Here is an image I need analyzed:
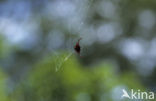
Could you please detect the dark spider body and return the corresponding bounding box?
[74,38,82,54]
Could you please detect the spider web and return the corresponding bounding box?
[52,0,93,71]
[55,52,73,72]
[53,35,84,72]
[52,34,77,72]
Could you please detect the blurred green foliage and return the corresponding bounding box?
[10,52,144,101]
[0,68,9,101]
[0,35,10,58]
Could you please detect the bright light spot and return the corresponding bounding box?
[138,10,155,29]
[81,26,96,45]
[97,23,117,43]
[119,39,144,60]
[0,17,38,49]
[0,18,26,43]
[97,24,115,43]
[47,1,76,18]
[96,1,117,18]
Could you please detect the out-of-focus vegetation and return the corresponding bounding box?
[10,53,143,101]
[0,0,156,101]
[0,68,9,101]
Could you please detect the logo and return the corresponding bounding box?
[122,89,155,100]
[122,89,130,99]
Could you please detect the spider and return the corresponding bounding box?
[74,38,82,55]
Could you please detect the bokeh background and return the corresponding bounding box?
[0,0,156,101]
